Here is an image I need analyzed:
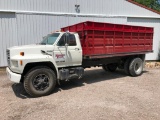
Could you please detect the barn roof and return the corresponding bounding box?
[127,0,160,15]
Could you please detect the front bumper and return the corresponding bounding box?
[6,67,21,83]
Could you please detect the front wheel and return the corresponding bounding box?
[24,66,56,97]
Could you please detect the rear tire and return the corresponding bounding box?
[24,66,56,97]
[102,63,118,72]
[102,65,108,71]
[124,58,132,75]
[129,58,143,77]
[107,63,118,72]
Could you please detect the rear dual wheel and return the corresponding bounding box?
[102,63,118,72]
[124,58,143,77]
[102,57,144,77]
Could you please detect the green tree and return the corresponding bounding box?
[134,0,160,12]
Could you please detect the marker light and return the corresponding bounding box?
[20,52,24,56]
[20,60,23,66]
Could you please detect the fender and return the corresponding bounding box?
[14,54,59,81]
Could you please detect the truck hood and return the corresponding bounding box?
[7,44,54,57]
[8,44,45,50]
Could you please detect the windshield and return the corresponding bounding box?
[40,33,60,45]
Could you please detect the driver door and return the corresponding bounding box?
[53,33,82,67]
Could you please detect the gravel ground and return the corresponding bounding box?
[0,67,160,120]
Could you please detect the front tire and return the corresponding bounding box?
[24,66,56,97]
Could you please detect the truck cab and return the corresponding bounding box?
[6,32,84,97]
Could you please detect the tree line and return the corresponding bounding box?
[134,0,160,12]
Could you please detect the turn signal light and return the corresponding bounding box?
[20,60,23,66]
[20,52,24,56]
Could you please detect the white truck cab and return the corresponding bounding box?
[6,32,84,97]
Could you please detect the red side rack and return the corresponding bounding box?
[61,21,153,57]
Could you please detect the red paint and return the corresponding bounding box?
[61,21,153,57]
[56,54,65,59]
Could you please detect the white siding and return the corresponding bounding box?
[0,0,160,17]
[0,14,126,66]
[16,14,127,45]
[0,12,17,67]
[0,0,160,66]
[127,18,160,60]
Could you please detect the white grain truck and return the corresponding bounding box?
[6,21,153,97]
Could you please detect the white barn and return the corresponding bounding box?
[0,0,160,67]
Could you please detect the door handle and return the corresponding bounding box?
[75,48,80,50]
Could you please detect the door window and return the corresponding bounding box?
[68,34,76,46]
[57,34,77,46]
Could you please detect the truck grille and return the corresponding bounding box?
[6,50,10,67]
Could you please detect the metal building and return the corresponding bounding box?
[0,0,160,67]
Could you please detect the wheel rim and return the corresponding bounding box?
[134,62,142,74]
[33,74,50,91]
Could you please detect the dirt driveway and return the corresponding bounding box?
[0,68,160,120]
